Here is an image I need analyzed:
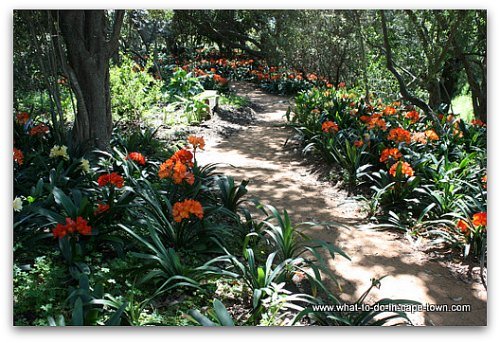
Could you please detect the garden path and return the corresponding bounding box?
[196,81,486,326]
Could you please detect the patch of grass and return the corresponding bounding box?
[219,93,250,109]
[451,94,474,122]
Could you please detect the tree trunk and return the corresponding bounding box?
[58,10,124,154]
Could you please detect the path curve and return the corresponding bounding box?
[197,81,486,326]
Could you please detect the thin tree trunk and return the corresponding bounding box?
[379,10,442,131]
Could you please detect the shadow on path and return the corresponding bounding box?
[197,81,487,326]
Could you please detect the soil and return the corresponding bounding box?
[195,81,487,326]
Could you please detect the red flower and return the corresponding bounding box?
[158,149,195,185]
[380,148,402,163]
[472,212,487,228]
[13,148,24,166]
[94,203,110,216]
[457,219,469,235]
[97,172,124,188]
[471,119,486,127]
[127,152,146,165]
[16,112,30,124]
[387,127,411,144]
[405,110,420,123]
[52,216,92,239]
[29,124,49,136]
[383,106,397,116]
[322,121,339,133]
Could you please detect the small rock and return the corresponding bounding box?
[450,296,463,302]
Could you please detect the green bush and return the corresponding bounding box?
[110,54,165,121]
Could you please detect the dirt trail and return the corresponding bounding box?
[196,81,487,326]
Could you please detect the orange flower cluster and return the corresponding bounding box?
[172,199,204,222]
[127,152,146,165]
[52,216,92,239]
[158,149,195,185]
[354,140,364,148]
[472,212,487,228]
[362,113,387,131]
[94,203,110,216]
[13,148,24,165]
[307,73,318,81]
[29,124,49,136]
[405,111,420,123]
[383,106,397,116]
[411,132,428,145]
[16,112,30,124]
[425,129,439,141]
[457,219,469,234]
[457,212,487,235]
[471,119,486,127]
[322,121,339,133]
[97,172,124,188]
[388,127,411,144]
[389,161,414,178]
[213,74,228,85]
[188,135,205,150]
[380,148,402,163]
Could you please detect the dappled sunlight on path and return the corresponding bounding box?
[196,81,486,326]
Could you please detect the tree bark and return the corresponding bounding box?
[58,10,124,154]
[379,11,442,131]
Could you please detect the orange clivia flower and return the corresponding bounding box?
[13,148,24,166]
[94,203,110,216]
[172,199,204,222]
[482,175,487,189]
[388,127,411,144]
[380,148,402,163]
[307,73,318,81]
[425,129,439,141]
[383,106,397,116]
[322,121,339,133]
[213,74,229,85]
[188,135,205,151]
[52,216,92,239]
[158,149,195,185]
[97,172,124,188]
[457,219,470,235]
[16,112,30,125]
[29,124,49,136]
[354,140,364,148]
[471,119,486,127]
[338,82,346,88]
[411,132,428,145]
[405,111,420,123]
[127,152,146,165]
[389,161,414,178]
[472,212,487,228]
[366,114,387,131]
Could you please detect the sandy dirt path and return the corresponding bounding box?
[196,81,487,326]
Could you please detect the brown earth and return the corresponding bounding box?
[196,81,487,326]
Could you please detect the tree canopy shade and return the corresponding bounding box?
[13,9,487,154]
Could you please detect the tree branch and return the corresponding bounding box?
[379,10,442,131]
[107,10,125,57]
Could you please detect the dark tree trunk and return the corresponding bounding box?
[58,10,124,154]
